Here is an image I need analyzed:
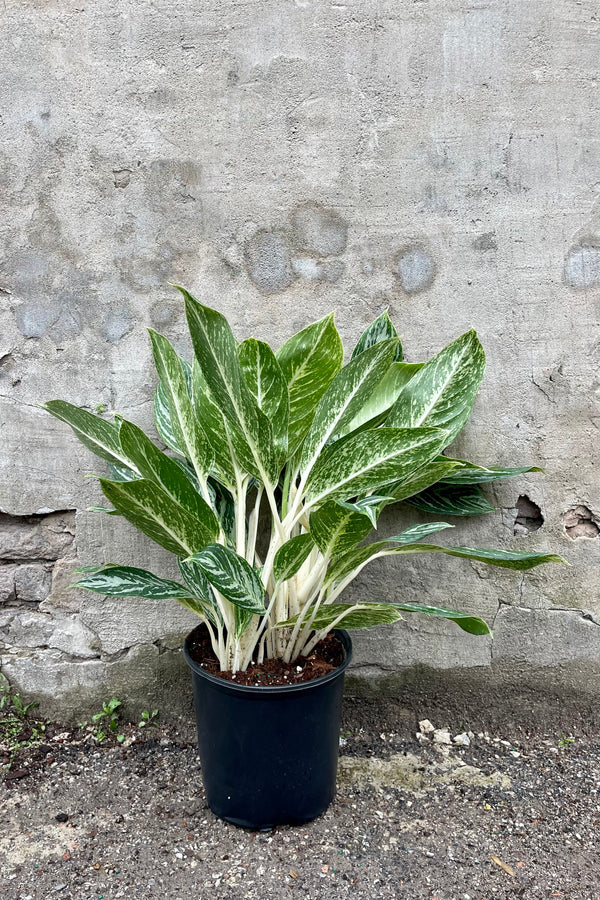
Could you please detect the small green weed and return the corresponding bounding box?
[558,733,575,749]
[81,698,125,744]
[0,679,47,769]
[139,708,159,728]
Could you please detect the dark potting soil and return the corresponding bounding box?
[187,627,345,686]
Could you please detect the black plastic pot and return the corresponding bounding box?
[183,627,352,829]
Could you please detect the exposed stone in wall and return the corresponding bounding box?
[562,506,600,540]
[513,496,544,536]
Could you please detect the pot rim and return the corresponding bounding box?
[183,626,353,696]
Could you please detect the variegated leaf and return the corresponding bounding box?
[381,459,465,506]
[440,463,545,485]
[181,289,276,484]
[238,337,289,464]
[273,533,315,583]
[387,330,486,446]
[309,501,374,558]
[337,361,424,440]
[304,427,447,509]
[178,557,222,625]
[191,358,238,486]
[277,603,403,630]
[300,339,400,479]
[99,478,217,556]
[119,420,220,532]
[351,311,403,361]
[392,602,491,635]
[405,482,495,516]
[188,543,266,613]
[72,565,192,600]
[276,313,344,456]
[44,401,136,470]
[148,329,213,477]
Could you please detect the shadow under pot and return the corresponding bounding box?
[183,626,353,829]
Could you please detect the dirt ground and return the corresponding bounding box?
[1,695,599,900]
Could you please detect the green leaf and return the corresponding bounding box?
[337,362,424,439]
[304,426,447,508]
[381,459,465,505]
[273,534,315,583]
[119,420,221,532]
[300,339,400,479]
[277,603,403,630]
[99,478,218,556]
[309,501,374,557]
[387,330,486,446]
[73,565,192,600]
[440,463,545,485]
[148,330,213,477]
[181,289,276,483]
[381,544,569,570]
[276,313,344,456]
[337,496,392,528]
[387,522,456,543]
[188,544,266,613]
[44,401,136,470]
[392,602,491,635]
[405,482,495,516]
[107,463,140,482]
[351,311,403,361]
[238,337,289,464]
[191,359,238,487]
[177,557,223,625]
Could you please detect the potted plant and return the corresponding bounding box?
[44,289,565,828]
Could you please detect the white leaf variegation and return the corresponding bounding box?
[46,296,567,672]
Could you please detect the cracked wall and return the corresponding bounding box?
[2,0,600,716]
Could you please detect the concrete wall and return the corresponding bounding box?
[2,0,600,718]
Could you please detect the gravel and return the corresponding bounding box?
[1,697,599,899]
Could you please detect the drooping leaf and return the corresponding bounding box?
[148,330,213,477]
[181,289,276,484]
[276,313,344,456]
[387,330,486,446]
[238,337,289,465]
[273,534,315,583]
[337,496,392,528]
[304,426,447,509]
[337,362,424,440]
[188,544,266,613]
[72,565,192,600]
[99,478,218,556]
[387,522,456,543]
[392,602,491,635]
[119,420,220,532]
[300,339,400,480]
[277,603,403,630]
[309,501,374,558]
[380,459,465,506]
[44,401,136,470]
[440,463,545,485]
[405,482,495,516]
[351,311,403,361]
[327,539,568,588]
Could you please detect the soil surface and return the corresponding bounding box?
[1,697,599,900]
[187,627,344,686]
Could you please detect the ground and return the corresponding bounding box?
[1,696,599,900]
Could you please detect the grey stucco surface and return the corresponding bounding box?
[1,0,600,717]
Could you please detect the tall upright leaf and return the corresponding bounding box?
[351,311,403,361]
[333,361,424,441]
[387,330,486,445]
[299,339,400,480]
[239,338,289,464]
[276,313,344,455]
[191,359,238,487]
[148,330,213,478]
[181,289,276,484]
[273,534,315,583]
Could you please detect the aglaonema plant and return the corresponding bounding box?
[44,289,566,672]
